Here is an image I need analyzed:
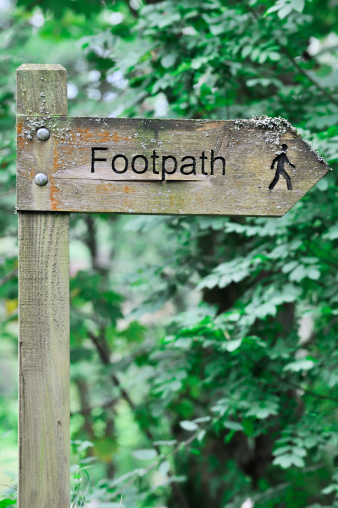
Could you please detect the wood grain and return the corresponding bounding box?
[16,64,68,116]
[17,64,70,508]
[18,213,70,508]
[16,116,330,216]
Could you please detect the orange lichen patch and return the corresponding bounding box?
[17,121,23,136]
[108,131,131,143]
[16,122,34,176]
[69,128,131,144]
[50,145,61,210]
[68,128,92,143]
[49,176,59,211]
[123,185,135,194]
[96,182,111,194]
[53,142,61,171]
[52,155,61,168]
[16,121,26,151]
[196,122,222,131]
[61,146,74,156]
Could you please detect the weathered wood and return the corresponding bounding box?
[18,213,70,508]
[15,62,331,507]
[16,64,68,116]
[17,64,70,508]
[16,116,330,216]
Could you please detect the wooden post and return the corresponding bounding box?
[15,64,330,507]
[17,64,70,508]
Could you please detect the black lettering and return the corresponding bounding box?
[180,156,196,175]
[132,155,148,174]
[91,147,108,173]
[112,154,128,174]
[162,156,177,181]
[199,151,208,175]
[210,150,225,175]
[151,150,159,174]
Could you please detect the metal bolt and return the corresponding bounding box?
[36,127,50,141]
[34,173,48,186]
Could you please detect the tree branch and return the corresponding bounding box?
[72,307,106,327]
[245,2,338,108]
[281,48,338,108]
[0,268,17,287]
[84,215,190,508]
[70,396,119,416]
[114,430,201,498]
[88,330,191,508]
[0,188,15,198]
[252,464,323,502]
[123,0,138,18]
[0,483,17,490]
[241,350,338,404]
[283,379,338,404]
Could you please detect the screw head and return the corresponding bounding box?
[36,127,50,141]
[34,173,48,186]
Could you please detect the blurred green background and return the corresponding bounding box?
[1,0,338,506]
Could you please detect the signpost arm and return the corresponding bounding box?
[17,64,70,508]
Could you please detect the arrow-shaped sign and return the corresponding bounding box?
[14,64,332,508]
[17,113,329,217]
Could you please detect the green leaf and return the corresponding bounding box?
[242,419,255,436]
[278,4,293,17]
[159,460,170,476]
[265,4,282,15]
[289,265,308,281]
[209,23,225,36]
[292,446,307,457]
[193,416,211,423]
[323,225,338,240]
[174,337,192,349]
[180,420,198,431]
[189,448,201,455]
[322,484,337,494]
[284,359,316,372]
[76,440,94,452]
[308,268,320,280]
[246,399,279,419]
[273,445,292,455]
[317,177,329,191]
[99,503,124,507]
[224,338,242,352]
[273,453,305,468]
[282,260,297,274]
[198,430,206,442]
[161,53,177,69]
[269,51,281,61]
[291,0,305,12]
[224,421,243,431]
[291,455,306,467]
[0,501,16,508]
[153,440,177,446]
[241,45,252,58]
[108,470,141,488]
[273,454,294,468]
[132,449,157,460]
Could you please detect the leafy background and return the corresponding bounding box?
[0,0,338,507]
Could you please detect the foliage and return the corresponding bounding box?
[0,0,338,507]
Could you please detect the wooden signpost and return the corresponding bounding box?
[16,64,330,507]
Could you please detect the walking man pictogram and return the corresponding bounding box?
[269,144,295,191]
